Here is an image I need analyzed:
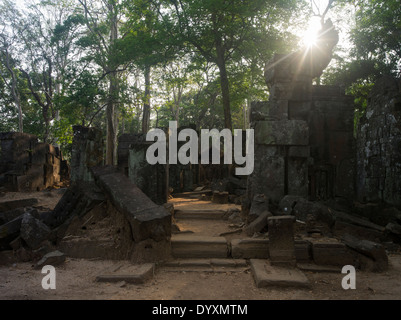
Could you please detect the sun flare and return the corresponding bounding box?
[302,17,322,48]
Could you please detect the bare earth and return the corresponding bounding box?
[1,190,401,300]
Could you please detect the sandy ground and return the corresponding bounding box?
[1,255,401,300]
[1,190,401,300]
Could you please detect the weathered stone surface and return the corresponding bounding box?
[386,222,401,236]
[20,213,51,249]
[0,133,66,192]
[0,198,38,212]
[333,211,385,233]
[70,126,103,183]
[96,263,155,284]
[268,216,296,267]
[0,208,26,225]
[250,259,310,288]
[293,199,335,226]
[311,240,355,266]
[212,191,229,204]
[278,195,305,215]
[92,166,171,243]
[34,250,66,269]
[254,120,309,146]
[243,211,272,236]
[231,239,269,259]
[124,133,168,205]
[356,76,401,207]
[342,233,388,272]
[174,209,227,220]
[288,157,309,197]
[47,182,104,232]
[0,215,23,249]
[333,220,384,243]
[171,234,228,259]
[294,240,312,262]
[248,194,269,223]
[248,147,285,203]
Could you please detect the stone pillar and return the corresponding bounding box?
[268,216,296,267]
[247,52,311,205]
[70,126,104,182]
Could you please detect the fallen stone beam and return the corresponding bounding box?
[92,166,171,243]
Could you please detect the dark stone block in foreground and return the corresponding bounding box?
[268,216,296,267]
[92,166,171,242]
[0,198,38,212]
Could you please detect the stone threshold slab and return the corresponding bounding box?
[96,263,154,284]
[250,259,310,288]
[163,258,248,268]
[174,210,228,220]
[171,235,229,258]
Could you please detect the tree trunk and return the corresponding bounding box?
[142,65,151,133]
[106,73,119,165]
[215,36,232,131]
[105,2,119,165]
[3,49,23,132]
[216,54,232,131]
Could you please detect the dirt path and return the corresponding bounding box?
[1,190,401,300]
[1,255,401,300]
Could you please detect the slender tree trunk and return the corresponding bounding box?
[3,49,23,132]
[106,73,119,165]
[11,73,23,133]
[105,1,119,165]
[142,65,151,133]
[214,29,232,131]
[216,53,232,131]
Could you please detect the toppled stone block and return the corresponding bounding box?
[333,220,384,243]
[20,213,51,249]
[268,216,296,267]
[342,234,388,272]
[92,166,171,243]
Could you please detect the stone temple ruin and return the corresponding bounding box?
[0,23,401,289]
[0,132,69,192]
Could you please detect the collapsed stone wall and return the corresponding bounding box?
[0,132,69,192]
[356,76,401,208]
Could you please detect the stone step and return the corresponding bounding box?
[171,234,229,258]
[250,259,310,289]
[162,258,248,273]
[174,209,228,220]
